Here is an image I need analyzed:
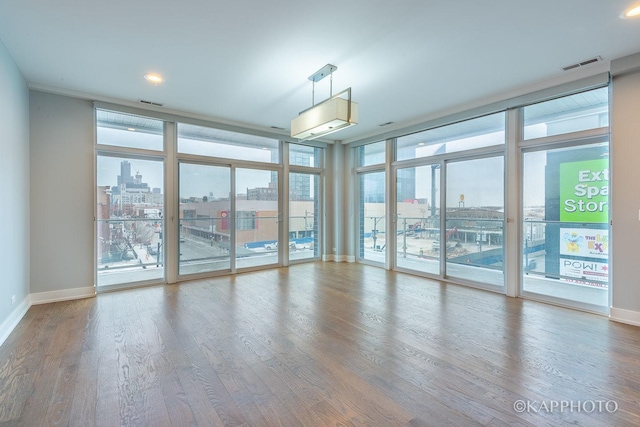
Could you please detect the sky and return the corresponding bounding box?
[96,129,277,198]
[97,153,541,207]
[411,156,507,208]
[96,122,548,207]
[97,156,164,190]
[179,164,275,199]
[411,149,547,208]
[97,157,279,200]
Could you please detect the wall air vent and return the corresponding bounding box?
[138,99,164,107]
[561,56,602,72]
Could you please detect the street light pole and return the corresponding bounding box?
[403,217,407,258]
[370,216,383,250]
[371,216,378,249]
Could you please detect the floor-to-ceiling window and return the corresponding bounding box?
[95,110,165,290]
[355,141,387,264]
[288,144,323,262]
[288,172,319,261]
[393,113,506,289]
[349,82,610,313]
[96,106,326,288]
[520,87,609,312]
[177,123,282,275]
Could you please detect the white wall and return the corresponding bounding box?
[29,91,94,295]
[0,40,30,339]
[610,53,640,325]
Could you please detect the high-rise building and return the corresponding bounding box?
[117,160,133,185]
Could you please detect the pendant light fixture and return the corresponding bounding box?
[291,64,358,141]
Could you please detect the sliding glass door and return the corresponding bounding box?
[396,165,440,274]
[445,156,505,288]
[235,168,279,269]
[178,163,231,275]
[391,113,506,287]
[178,163,280,274]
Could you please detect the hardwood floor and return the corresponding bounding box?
[1,262,639,426]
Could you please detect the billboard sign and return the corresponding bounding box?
[560,227,608,259]
[560,258,608,283]
[559,159,609,223]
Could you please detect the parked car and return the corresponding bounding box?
[264,241,296,250]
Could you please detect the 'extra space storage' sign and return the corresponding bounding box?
[560,159,609,223]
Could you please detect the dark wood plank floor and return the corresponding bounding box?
[1,262,639,426]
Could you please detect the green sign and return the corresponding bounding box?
[559,159,609,223]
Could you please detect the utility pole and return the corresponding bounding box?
[403,217,407,258]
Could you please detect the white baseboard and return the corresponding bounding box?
[610,307,640,327]
[0,286,96,348]
[322,255,356,263]
[30,286,95,305]
[0,297,30,347]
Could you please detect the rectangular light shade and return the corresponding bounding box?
[291,97,358,140]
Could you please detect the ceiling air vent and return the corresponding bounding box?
[378,121,395,127]
[138,99,164,107]
[561,56,602,72]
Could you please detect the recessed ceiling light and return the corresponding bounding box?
[144,73,164,84]
[127,128,136,132]
[621,4,640,18]
[418,142,425,146]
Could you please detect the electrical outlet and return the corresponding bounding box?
[11,295,16,305]
[332,247,336,252]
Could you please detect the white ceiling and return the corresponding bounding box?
[1,0,639,144]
